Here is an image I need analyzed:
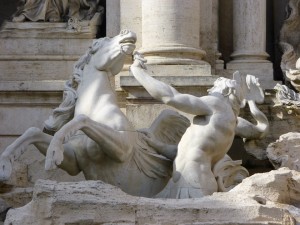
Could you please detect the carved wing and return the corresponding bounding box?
[145,109,190,145]
[132,109,190,178]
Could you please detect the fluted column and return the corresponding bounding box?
[140,0,207,65]
[231,0,269,62]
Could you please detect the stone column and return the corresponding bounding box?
[231,0,269,62]
[139,0,208,68]
[200,0,224,74]
[227,0,274,89]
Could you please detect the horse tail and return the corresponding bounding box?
[43,80,78,135]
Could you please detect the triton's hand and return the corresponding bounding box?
[245,75,264,104]
[132,52,147,69]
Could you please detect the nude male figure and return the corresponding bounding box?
[130,53,268,198]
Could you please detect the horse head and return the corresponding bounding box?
[88,30,137,75]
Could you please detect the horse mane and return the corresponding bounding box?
[44,39,104,134]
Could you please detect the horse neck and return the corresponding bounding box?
[74,65,134,130]
[78,65,116,99]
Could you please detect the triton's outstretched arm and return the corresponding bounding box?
[130,53,212,116]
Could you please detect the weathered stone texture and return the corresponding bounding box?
[4,168,300,225]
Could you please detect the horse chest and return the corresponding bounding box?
[75,86,116,117]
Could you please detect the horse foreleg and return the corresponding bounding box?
[80,119,135,162]
[45,115,86,170]
[0,127,80,180]
[0,127,50,181]
[46,114,135,170]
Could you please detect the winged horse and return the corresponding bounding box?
[0,30,190,197]
[0,30,269,198]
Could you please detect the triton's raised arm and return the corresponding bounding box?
[130,53,212,116]
[236,100,269,140]
[235,76,269,141]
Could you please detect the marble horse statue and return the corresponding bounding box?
[0,30,190,197]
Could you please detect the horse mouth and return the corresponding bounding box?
[120,38,136,55]
[120,37,136,46]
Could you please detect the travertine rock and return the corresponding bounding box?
[231,167,300,207]
[267,132,300,171]
[4,168,300,225]
[280,0,300,73]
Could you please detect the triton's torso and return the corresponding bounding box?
[175,95,237,173]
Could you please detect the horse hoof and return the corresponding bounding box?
[0,157,12,181]
[45,159,57,170]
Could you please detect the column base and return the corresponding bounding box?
[139,46,207,65]
[226,61,276,90]
[230,51,270,62]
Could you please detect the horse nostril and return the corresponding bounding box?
[120,29,129,35]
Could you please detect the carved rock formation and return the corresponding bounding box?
[267,132,300,171]
[4,168,300,224]
[280,0,300,90]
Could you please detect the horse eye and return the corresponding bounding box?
[92,40,103,48]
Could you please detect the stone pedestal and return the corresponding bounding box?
[226,61,275,90]
[227,0,275,89]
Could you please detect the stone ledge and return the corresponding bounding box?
[0,81,65,92]
[120,75,216,99]
[0,55,80,61]
[4,172,299,225]
[0,13,102,39]
[121,75,216,87]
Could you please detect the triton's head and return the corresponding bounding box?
[208,71,258,108]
